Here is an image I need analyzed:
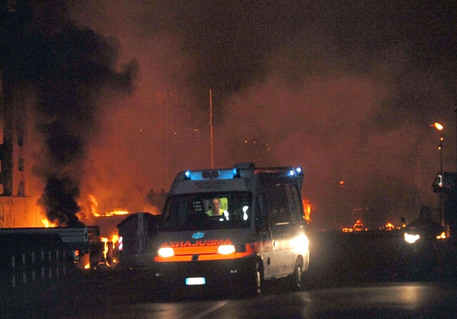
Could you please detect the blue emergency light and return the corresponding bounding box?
[182,165,302,181]
[288,167,303,176]
[184,170,191,179]
[183,169,238,181]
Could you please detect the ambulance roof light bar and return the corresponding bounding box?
[255,166,303,176]
[182,168,239,181]
[181,164,303,181]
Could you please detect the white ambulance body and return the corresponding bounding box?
[152,162,310,295]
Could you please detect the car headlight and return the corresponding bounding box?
[404,232,420,244]
[217,244,235,255]
[158,247,174,258]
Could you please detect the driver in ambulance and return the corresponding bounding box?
[207,198,225,216]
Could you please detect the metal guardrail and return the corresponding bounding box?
[0,234,75,291]
[6,248,70,288]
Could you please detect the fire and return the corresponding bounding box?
[341,219,367,232]
[102,237,109,259]
[353,219,366,231]
[384,222,395,231]
[436,231,447,240]
[302,198,312,223]
[104,210,129,216]
[41,218,56,228]
[100,235,120,265]
[88,194,99,216]
[88,194,130,217]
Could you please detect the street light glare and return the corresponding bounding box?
[432,122,444,131]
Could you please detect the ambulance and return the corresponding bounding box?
[151,162,310,296]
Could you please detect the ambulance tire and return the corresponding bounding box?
[244,261,263,297]
[290,259,304,291]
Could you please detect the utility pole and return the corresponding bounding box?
[431,122,444,227]
[209,89,214,169]
[455,103,457,171]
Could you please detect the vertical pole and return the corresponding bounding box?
[418,149,422,208]
[455,104,457,170]
[439,135,444,227]
[209,89,214,169]
[165,95,170,187]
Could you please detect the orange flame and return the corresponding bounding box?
[302,198,312,223]
[384,222,395,231]
[88,194,130,217]
[104,210,129,216]
[353,219,365,231]
[88,194,99,216]
[100,235,120,265]
[342,220,367,232]
[41,219,56,228]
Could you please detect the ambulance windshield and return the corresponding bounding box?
[160,192,252,230]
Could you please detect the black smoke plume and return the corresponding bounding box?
[2,2,137,226]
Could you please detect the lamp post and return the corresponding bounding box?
[432,122,444,173]
[431,122,444,226]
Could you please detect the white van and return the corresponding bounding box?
[151,162,310,296]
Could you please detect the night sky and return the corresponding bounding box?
[4,1,457,229]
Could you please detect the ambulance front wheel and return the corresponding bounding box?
[290,259,304,291]
[244,261,263,296]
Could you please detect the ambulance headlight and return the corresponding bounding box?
[291,234,309,255]
[404,232,420,244]
[158,247,175,258]
[217,244,236,255]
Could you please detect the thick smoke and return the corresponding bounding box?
[60,1,457,229]
[4,3,137,226]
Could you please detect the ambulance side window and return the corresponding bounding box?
[161,196,190,228]
[286,185,304,222]
[266,183,290,224]
[161,199,173,227]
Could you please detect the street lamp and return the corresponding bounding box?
[432,122,444,131]
[431,122,444,226]
[431,122,444,175]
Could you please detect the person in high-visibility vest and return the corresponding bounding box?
[207,198,225,216]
